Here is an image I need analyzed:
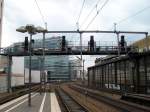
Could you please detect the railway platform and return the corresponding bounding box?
[0,92,61,112]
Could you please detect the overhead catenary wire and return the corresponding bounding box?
[85,0,110,30]
[80,0,102,29]
[76,0,86,30]
[108,5,150,30]
[118,5,150,24]
[34,0,47,28]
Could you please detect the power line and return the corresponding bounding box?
[76,0,86,30]
[108,5,150,31]
[85,0,109,30]
[34,0,47,28]
[80,0,102,29]
[118,5,150,24]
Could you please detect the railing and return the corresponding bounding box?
[1,45,139,55]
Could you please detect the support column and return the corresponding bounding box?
[116,32,120,56]
[114,62,117,86]
[68,62,71,80]
[80,32,83,60]
[144,56,148,94]
[102,66,104,88]
[119,62,122,91]
[136,58,140,93]
[42,32,46,91]
[145,33,149,51]
[124,61,127,93]
[7,56,12,93]
[108,65,109,89]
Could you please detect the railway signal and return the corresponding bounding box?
[24,37,28,51]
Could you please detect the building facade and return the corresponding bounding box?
[24,36,81,82]
[25,56,71,81]
[0,36,81,92]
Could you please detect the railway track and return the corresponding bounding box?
[70,85,150,112]
[121,93,150,107]
[0,85,40,105]
[56,88,88,112]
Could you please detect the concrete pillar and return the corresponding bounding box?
[7,56,12,93]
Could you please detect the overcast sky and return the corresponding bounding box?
[2,0,150,47]
[1,0,150,68]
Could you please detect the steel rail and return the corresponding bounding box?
[46,30,148,34]
[56,88,88,112]
[70,85,150,112]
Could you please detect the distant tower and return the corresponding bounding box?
[0,0,4,47]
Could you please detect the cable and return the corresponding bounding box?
[108,5,150,31]
[34,0,47,28]
[80,0,102,29]
[85,0,109,30]
[76,0,86,30]
[118,5,150,24]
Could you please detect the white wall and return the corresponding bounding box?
[0,75,24,93]
[0,76,7,92]
[12,57,24,75]
[25,68,40,83]
[11,57,24,86]
[11,57,41,84]
[11,76,24,87]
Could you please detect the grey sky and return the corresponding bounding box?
[1,0,150,68]
[2,0,150,47]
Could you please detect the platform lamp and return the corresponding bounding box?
[16,24,37,107]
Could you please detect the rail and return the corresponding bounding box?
[70,85,150,112]
[0,85,40,105]
[56,88,88,112]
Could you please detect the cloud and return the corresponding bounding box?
[1,0,150,68]
[1,0,150,50]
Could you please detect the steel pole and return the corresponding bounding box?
[46,30,148,34]
[42,32,46,91]
[28,34,32,106]
[24,61,25,85]
[145,33,149,51]
[79,33,83,81]
[117,33,120,56]
[83,60,85,84]
[7,56,12,93]
[80,33,82,60]
[39,57,42,95]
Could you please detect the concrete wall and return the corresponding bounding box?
[12,57,41,84]
[11,76,24,87]
[0,75,24,93]
[12,57,24,75]
[0,75,7,93]
[25,68,40,83]
[11,57,24,86]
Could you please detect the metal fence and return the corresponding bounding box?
[88,52,150,94]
